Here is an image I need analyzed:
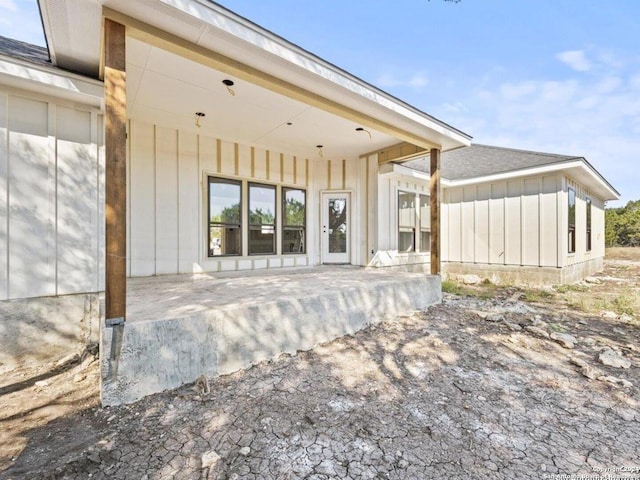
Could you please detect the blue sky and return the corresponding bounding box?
[1,0,638,206]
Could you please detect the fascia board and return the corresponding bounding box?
[0,56,104,107]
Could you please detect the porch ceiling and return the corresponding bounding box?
[39,0,472,157]
[127,37,399,159]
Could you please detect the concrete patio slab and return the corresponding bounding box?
[101,266,441,405]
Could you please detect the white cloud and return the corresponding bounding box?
[436,65,640,206]
[0,0,17,11]
[377,71,429,90]
[557,50,592,72]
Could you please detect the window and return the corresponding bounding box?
[398,191,416,252]
[419,194,431,252]
[208,177,241,256]
[248,183,276,255]
[568,187,576,253]
[586,197,592,252]
[283,188,306,254]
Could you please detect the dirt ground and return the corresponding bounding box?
[1,249,639,480]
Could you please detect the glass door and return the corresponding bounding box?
[321,192,350,264]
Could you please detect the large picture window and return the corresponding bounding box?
[283,188,306,254]
[398,191,416,252]
[248,183,276,255]
[586,197,592,252]
[568,187,576,254]
[208,177,241,256]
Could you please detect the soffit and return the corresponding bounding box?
[39,0,471,153]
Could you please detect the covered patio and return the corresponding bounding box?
[102,267,440,405]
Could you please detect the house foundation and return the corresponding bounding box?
[100,267,441,405]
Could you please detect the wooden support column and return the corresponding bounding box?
[430,148,441,275]
[104,18,127,324]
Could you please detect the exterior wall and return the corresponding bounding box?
[442,172,608,284]
[367,163,431,268]
[0,87,104,301]
[443,173,562,268]
[127,119,367,274]
[0,85,104,368]
[563,175,606,268]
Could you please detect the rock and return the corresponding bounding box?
[581,365,601,380]
[73,373,86,383]
[239,446,251,456]
[599,349,631,369]
[461,274,482,285]
[569,357,588,368]
[531,317,548,329]
[525,326,549,339]
[87,452,101,464]
[619,313,635,323]
[34,380,49,387]
[477,396,487,402]
[598,375,634,389]
[584,276,601,284]
[54,353,80,368]
[601,310,618,319]
[505,322,522,332]
[508,292,523,302]
[201,450,221,469]
[550,332,577,349]
[486,314,505,323]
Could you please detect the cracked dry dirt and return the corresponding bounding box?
[1,255,639,480]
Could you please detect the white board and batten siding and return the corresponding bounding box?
[443,173,607,270]
[443,174,563,268]
[565,176,606,266]
[127,118,366,276]
[0,88,104,301]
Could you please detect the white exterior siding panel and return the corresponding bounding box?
[475,184,490,264]
[155,126,179,274]
[178,131,200,273]
[505,181,522,266]
[129,122,156,276]
[8,96,55,299]
[522,178,540,266]
[0,93,7,299]
[540,176,558,267]
[461,187,475,263]
[489,182,505,264]
[56,106,97,294]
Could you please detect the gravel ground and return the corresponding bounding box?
[1,254,639,480]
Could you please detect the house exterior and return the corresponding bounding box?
[0,0,471,391]
[405,144,620,285]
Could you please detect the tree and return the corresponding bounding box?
[605,200,640,247]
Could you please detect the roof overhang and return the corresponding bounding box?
[38,0,471,157]
[439,159,620,201]
[0,54,103,108]
[379,162,431,183]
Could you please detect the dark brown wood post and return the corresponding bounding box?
[430,148,441,275]
[104,19,127,325]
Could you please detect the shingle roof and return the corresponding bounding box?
[403,144,581,181]
[0,35,50,67]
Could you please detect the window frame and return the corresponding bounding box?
[282,187,306,255]
[419,194,431,253]
[586,196,592,252]
[248,182,277,256]
[207,176,242,257]
[398,190,416,253]
[568,187,576,254]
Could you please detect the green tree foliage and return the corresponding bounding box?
[605,200,640,247]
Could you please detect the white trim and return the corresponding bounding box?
[379,162,430,182]
[0,55,103,108]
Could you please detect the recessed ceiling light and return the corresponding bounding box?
[286,122,293,126]
[222,79,235,96]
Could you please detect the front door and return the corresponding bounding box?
[321,192,350,264]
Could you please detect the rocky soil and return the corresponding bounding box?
[1,252,639,480]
